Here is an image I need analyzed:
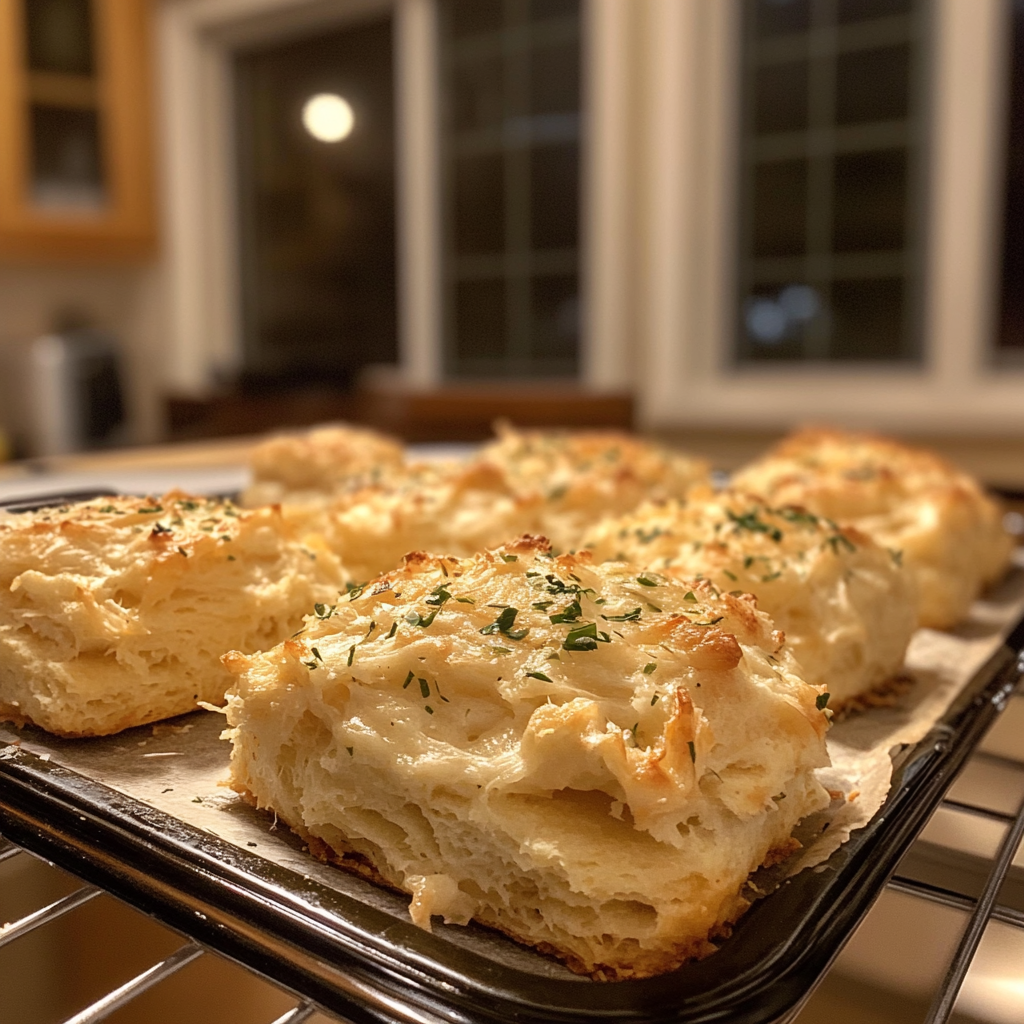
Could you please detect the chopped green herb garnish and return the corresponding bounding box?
[138,505,163,514]
[816,692,831,710]
[636,574,659,587]
[602,607,641,622]
[532,600,554,611]
[723,569,737,581]
[406,608,441,627]
[387,621,398,638]
[727,509,782,542]
[177,546,188,557]
[643,663,657,674]
[425,705,434,714]
[525,671,553,682]
[889,548,904,567]
[549,598,583,624]
[455,596,475,604]
[563,622,599,652]
[346,582,366,600]
[651,692,660,705]
[419,678,430,698]
[311,647,323,662]
[347,645,355,666]
[480,606,528,640]
[687,741,696,763]
[683,591,697,602]
[346,746,354,756]
[500,552,519,562]
[403,670,415,689]
[827,534,856,555]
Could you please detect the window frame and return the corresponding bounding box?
[636,0,1024,435]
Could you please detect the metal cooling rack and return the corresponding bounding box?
[4,705,1024,1024]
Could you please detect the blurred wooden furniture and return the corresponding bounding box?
[166,383,635,444]
[0,0,156,262]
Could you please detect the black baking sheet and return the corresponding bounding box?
[0,489,1023,1023]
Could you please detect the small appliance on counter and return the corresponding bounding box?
[26,329,126,457]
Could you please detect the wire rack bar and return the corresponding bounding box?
[938,798,1019,826]
[270,1002,321,1024]
[922,787,1024,1024]
[0,884,102,951]
[888,875,1024,929]
[0,839,23,865]
[58,941,205,1024]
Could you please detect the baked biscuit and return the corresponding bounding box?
[479,425,711,551]
[316,460,544,582]
[584,490,916,704]
[0,492,346,737]
[224,535,831,979]
[242,423,406,509]
[733,428,1014,629]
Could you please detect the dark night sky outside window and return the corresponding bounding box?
[440,0,581,378]
[998,0,1024,359]
[234,19,397,385]
[736,0,929,364]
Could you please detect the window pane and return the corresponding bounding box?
[531,275,579,368]
[832,149,907,252]
[830,278,910,361]
[837,0,912,25]
[752,0,811,38]
[531,143,578,250]
[836,45,910,125]
[447,0,502,39]
[30,105,105,210]
[25,0,94,75]
[455,280,506,365]
[755,61,809,135]
[752,160,808,257]
[451,57,504,133]
[454,154,505,253]
[531,41,579,116]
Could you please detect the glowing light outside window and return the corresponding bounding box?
[745,284,823,345]
[302,93,354,142]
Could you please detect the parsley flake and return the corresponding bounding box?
[602,608,641,622]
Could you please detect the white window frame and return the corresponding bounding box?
[636,0,1024,434]
[157,0,626,398]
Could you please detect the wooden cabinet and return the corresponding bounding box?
[0,0,156,262]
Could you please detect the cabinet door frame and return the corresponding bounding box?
[0,0,157,263]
